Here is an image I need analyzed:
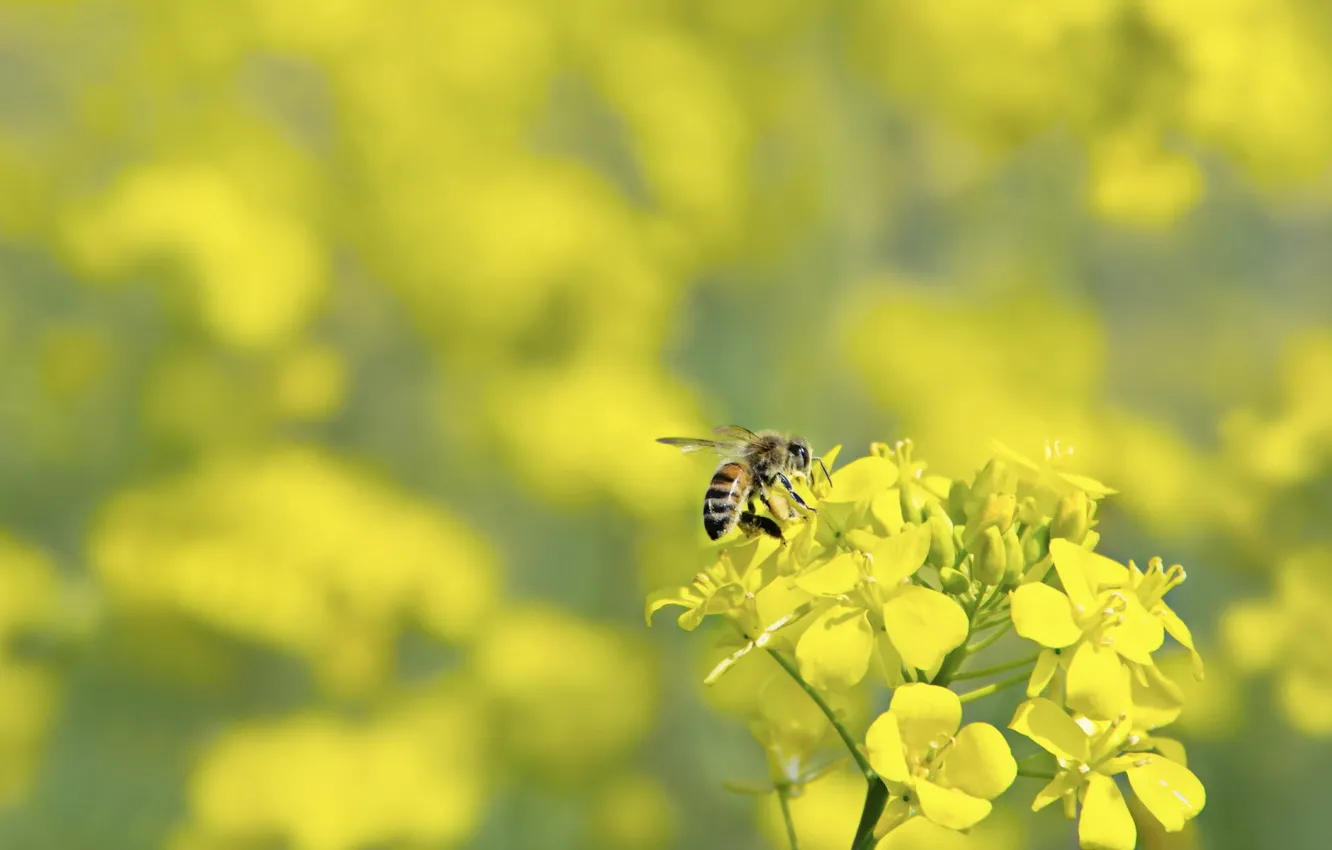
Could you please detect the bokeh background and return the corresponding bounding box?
[0,1,1330,848]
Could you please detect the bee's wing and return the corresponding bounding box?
[713,424,760,443]
[656,436,741,455]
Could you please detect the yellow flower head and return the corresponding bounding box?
[1011,540,1187,720]
[1010,698,1205,850]
[865,684,1016,836]
[646,441,1207,850]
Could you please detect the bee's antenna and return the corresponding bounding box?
[816,456,832,488]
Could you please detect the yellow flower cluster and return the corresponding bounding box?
[90,447,499,694]
[1,0,1325,845]
[176,683,489,850]
[0,536,67,804]
[1223,548,1332,735]
[649,439,1205,849]
[855,0,1332,225]
[1216,331,1332,735]
[84,447,660,846]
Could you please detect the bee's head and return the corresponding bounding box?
[788,438,812,476]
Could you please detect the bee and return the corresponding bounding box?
[656,425,830,541]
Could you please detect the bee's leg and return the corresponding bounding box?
[775,472,817,514]
[739,511,785,541]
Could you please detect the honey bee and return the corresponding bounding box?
[656,425,830,541]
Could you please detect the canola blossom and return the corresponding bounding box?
[649,440,1205,849]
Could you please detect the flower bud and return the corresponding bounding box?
[1016,496,1045,527]
[1021,524,1050,566]
[900,479,928,524]
[1051,490,1090,544]
[1003,527,1024,586]
[973,526,1007,586]
[925,512,957,571]
[971,458,1009,502]
[964,492,1017,547]
[946,480,970,525]
[939,566,970,595]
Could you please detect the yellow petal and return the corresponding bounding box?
[701,642,780,716]
[1084,552,1130,588]
[645,587,696,627]
[1054,471,1117,497]
[882,586,968,671]
[766,765,863,849]
[1048,538,1099,612]
[794,552,864,596]
[870,525,932,585]
[814,501,867,550]
[756,670,834,756]
[1125,756,1205,832]
[1010,584,1081,648]
[1103,594,1163,665]
[1066,641,1132,721]
[795,605,873,691]
[1079,773,1136,850]
[1009,698,1090,763]
[889,683,961,755]
[1142,735,1187,766]
[864,711,910,783]
[990,440,1042,476]
[873,630,906,688]
[730,535,783,575]
[1157,602,1204,678]
[870,489,906,535]
[846,529,883,552]
[642,591,687,626]
[1027,648,1060,697]
[1032,771,1081,812]
[755,579,814,635]
[914,778,991,830]
[1130,665,1184,731]
[939,723,1016,800]
[875,796,913,840]
[876,815,971,850]
[818,444,843,473]
[823,455,898,503]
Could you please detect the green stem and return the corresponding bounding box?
[708,601,819,684]
[764,648,886,850]
[963,619,1012,656]
[957,670,1029,704]
[964,615,1001,636]
[1017,768,1056,780]
[930,642,969,686]
[765,649,873,777]
[849,776,890,850]
[934,587,1015,686]
[949,653,1039,681]
[777,784,800,850]
[969,584,997,619]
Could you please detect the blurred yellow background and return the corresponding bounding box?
[0,1,1329,848]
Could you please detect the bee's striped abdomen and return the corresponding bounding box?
[703,462,750,540]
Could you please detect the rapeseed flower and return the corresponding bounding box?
[1010,698,1204,850]
[865,684,1016,834]
[649,441,1207,850]
[1010,540,1168,719]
